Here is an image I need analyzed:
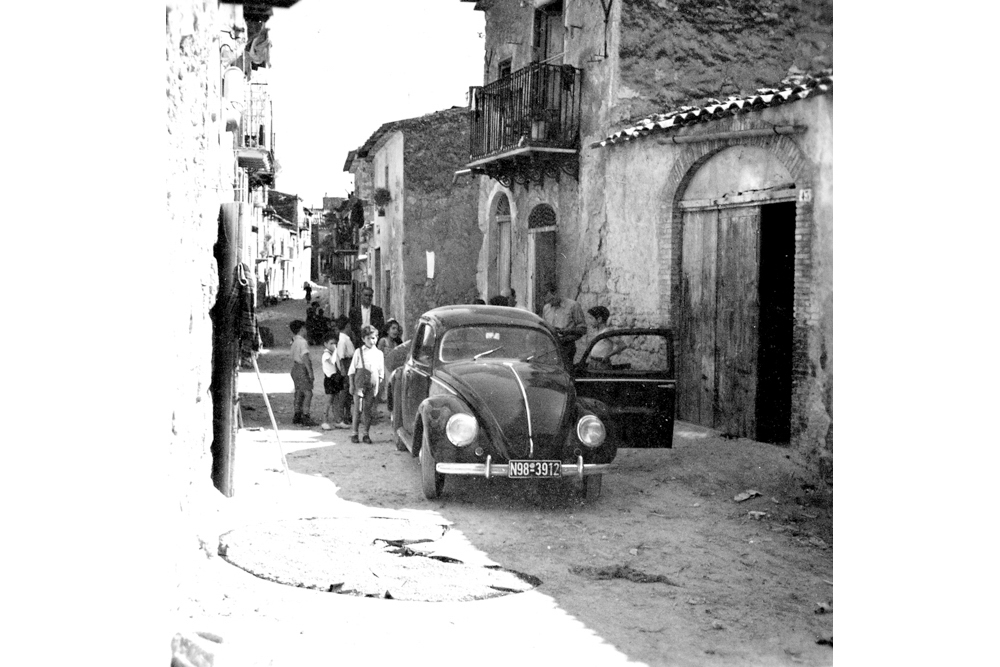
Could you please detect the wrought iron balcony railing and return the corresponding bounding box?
[469,62,582,162]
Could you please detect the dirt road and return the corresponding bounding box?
[229,299,833,666]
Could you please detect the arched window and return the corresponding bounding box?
[528,203,556,229]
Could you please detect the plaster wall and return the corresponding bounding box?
[166,0,226,508]
[595,94,833,470]
[165,0,234,618]
[401,110,481,334]
[372,131,405,318]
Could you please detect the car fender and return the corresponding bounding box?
[416,394,472,461]
[575,396,617,464]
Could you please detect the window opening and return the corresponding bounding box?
[498,58,512,81]
[528,203,556,229]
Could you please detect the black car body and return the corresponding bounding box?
[391,305,675,499]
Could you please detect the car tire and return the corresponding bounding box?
[583,474,602,500]
[420,428,445,499]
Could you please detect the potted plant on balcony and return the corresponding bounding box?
[372,187,392,216]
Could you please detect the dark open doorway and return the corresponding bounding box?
[532,230,556,316]
[755,201,795,443]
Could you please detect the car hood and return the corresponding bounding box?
[438,360,573,458]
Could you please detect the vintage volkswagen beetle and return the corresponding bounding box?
[391,305,676,500]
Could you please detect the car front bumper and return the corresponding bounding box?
[435,455,612,479]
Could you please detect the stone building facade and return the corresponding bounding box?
[346,108,482,336]
[460,0,833,474]
[165,0,300,611]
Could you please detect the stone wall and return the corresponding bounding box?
[616,0,833,122]
[166,0,224,508]
[400,109,482,332]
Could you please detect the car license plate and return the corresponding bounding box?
[508,460,562,478]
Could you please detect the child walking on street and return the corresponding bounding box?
[347,324,384,443]
[288,319,316,426]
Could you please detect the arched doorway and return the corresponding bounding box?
[528,203,557,315]
[488,193,512,299]
[676,145,797,443]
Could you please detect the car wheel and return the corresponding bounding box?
[420,429,445,499]
[583,474,603,500]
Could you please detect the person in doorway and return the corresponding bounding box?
[304,281,312,303]
[501,287,521,309]
[327,315,355,429]
[586,305,626,370]
[348,286,385,348]
[288,319,316,426]
[541,282,587,368]
[348,324,384,444]
[488,295,509,306]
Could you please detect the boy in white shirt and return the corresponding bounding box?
[320,328,348,430]
[347,324,384,443]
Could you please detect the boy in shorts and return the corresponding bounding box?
[289,319,316,426]
[320,327,347,430]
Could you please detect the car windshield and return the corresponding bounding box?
[438,325,560,364]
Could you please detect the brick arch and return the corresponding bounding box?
[658,133,818,443]
[658,134,815,325]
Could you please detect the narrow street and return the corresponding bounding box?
[175,298,833,667]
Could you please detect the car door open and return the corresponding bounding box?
[573,328,676,448]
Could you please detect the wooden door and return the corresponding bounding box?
[678,205,761,438]
[715,207,761,437]
[498,219,511,295]
[678,209,717,426]
[532,231,556,316]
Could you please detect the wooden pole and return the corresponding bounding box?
[252,355,292,485]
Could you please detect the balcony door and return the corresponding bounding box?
[491,194,512,298]
[533,0,565,65]
[529,204,558,316]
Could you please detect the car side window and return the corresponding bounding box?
[586,333,673,374]
[411,323,436,366]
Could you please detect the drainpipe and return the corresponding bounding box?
[590,124,806,149]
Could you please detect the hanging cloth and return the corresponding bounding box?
[236,263,259,353]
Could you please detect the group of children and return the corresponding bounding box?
[288,317,385,443]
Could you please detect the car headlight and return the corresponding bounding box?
[446,413,478,447]
[576,414,606,448]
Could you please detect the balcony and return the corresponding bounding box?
[467,62,582,188]
[236,83,274,181]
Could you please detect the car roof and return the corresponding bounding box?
[420,304,549,331]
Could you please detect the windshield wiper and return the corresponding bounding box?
[473,346,504,360]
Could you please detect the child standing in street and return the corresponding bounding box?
[320,327,344,431]
[288,319,316,426]
[347,324,384,443]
